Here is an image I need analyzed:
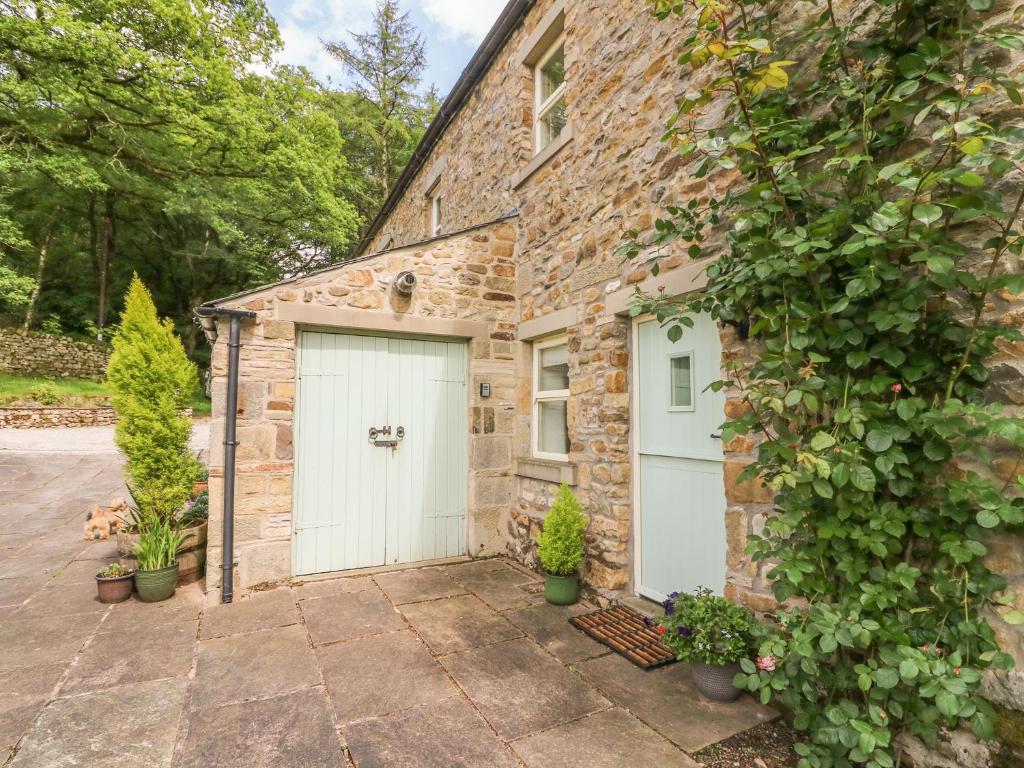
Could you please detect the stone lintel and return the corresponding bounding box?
[277,305,491,340]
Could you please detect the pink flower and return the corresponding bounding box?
[891,383,903,394]
[756,655,777,672]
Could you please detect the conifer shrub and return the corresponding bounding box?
[537,484,589,577]
[107,276,200,520]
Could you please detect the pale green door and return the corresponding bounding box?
[293,331,467,576]
[637,314,727,602]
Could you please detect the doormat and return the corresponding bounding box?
[569,606,678,670]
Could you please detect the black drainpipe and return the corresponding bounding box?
[194,305,257,603]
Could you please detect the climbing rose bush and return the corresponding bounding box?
[626,1,1024,766]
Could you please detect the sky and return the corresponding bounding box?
[264,0,508,96]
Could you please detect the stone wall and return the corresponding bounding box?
[0,328,110,381]
[205,220,520,593]
[0,406,117,429]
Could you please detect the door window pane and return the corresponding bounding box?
[538,342,569,392]
[538,399,569,455]
[670,354,693,409]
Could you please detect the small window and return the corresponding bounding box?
[534,35,566,154]
[429,191,442,237]
[669,353,694,411]
[533,336,570,460]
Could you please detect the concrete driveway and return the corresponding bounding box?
[1,431,775,768]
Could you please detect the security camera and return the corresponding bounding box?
[393,271,417,296]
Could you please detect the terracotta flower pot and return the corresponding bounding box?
[692,661,743,702]
[543,572,580,605]
[95,571,134,603]
[134,564,179,603]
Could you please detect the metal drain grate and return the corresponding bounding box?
[570,606,678,670]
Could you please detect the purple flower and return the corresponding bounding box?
[662,598,675,615]
[643,616,653,628]
[678,626,693,638]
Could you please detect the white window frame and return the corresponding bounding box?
[532,334,570,462]
[429,190,442,237]
[533,33,566,155]
[667,350,696,412]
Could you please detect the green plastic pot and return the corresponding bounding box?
[544,572,580,605]
[134,564,179,603]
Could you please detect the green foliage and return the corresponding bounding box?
[657,587,756,666]
[630,1,1024,765]
[325,0,438,224]
[133,514,185,571]
[180,489,210,527]
[537,484,589,576]
[0,0,362,339]
[108,276,201,520]
[26,382,59,406]
[97,563,130,578]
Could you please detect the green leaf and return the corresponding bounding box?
[811,431,837,451]
[875,667,899,688]
[954,172,985,188]
[851,466,876,492]
[967,0,992,8]
[977,510,1000,528]
[866,430,893,453]
[936,690,961,718]
[899,660,919,681]
[813,478,834,499]
[897,53,927,78]
[913,204,943,225]
[927,255,954,274]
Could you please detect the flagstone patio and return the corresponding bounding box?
[2,447,778,767]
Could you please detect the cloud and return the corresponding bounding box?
[420,0,507,43]
[265,0,378,84]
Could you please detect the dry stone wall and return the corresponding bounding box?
[0,406,117,429]
[0,328,110,381]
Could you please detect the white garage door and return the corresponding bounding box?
[293,331,468,576]
[636,314,727,602]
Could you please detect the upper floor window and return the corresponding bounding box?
[534,34,566,154]
[430,191,443,237]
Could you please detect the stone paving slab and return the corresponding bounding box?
[291,574,375,600]
[317,629,457,722]
[345,695,518,768]
[200,587,298,639]
[399,593,523,655]
[0,663,67,761]
[374,566,467,605]
[299,586,406,646]
[60,620,197,697]
[442,637,611,741]
[451,567,545,612]
[576,652,777,752]
[102,584,205,632]
[511,707,701,767]
[12,578,108,619]
[0,612,101,672]
[174,687,344,768]
[191,624,321,710]
[11,677,188,768]
[505,602,609,664]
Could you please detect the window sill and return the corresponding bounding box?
[512,124,574,190]
[514,456,577,485]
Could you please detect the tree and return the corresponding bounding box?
[325,0,437,225]
[107,275,201,519]
[0,0,362,340]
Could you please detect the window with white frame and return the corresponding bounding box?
[534,34,566,154]
[533,336,570,460]
[429,189,442,237]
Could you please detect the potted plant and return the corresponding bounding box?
[656,587,755,702]
[133,515,185,602]
[95,562,134,603]
[536,484,589,605]
[175,489,208,582]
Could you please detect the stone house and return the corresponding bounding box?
[199,0,1024,725]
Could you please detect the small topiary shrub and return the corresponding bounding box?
[107,275,201,520]
[537,484,589,577]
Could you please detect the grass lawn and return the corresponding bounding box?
[0,372,212,416]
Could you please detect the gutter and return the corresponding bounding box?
[352,0,533,256]
[193,305,258,604]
